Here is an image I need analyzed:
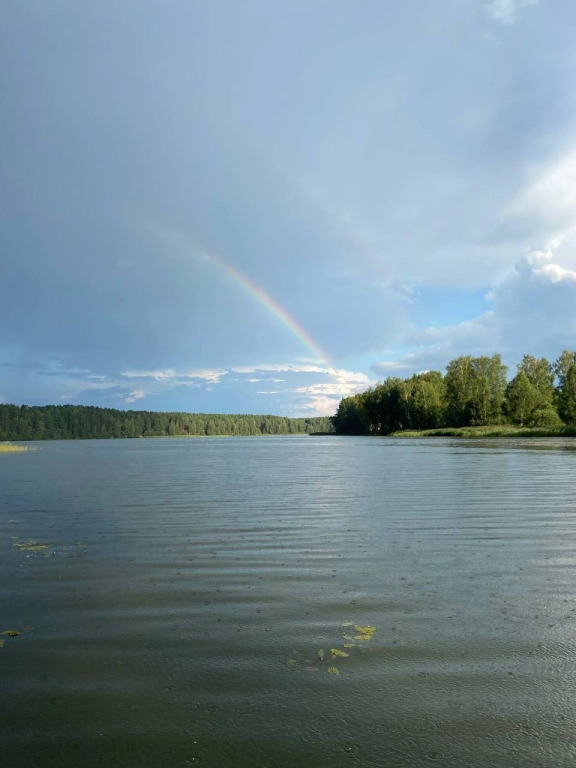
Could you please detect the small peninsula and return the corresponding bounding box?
[332,351,576,437]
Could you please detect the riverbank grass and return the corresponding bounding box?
[391,426,576,438]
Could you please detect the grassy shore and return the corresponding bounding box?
[390,425,576,438]
[0,442,30,453]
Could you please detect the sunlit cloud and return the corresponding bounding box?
[511,148,576,233]
[121,368,227,384]
[297,395,342,417]
[232,364,327,375]
[124,390,145,404]
[485,0,538,25]
[374,230,576,378]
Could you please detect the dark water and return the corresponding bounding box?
[2,436,576,767]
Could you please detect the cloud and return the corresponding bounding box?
[297,396,342,417]
[373,230,576,378]
[232,364,327,375]
[511,148,576,232]
[125,390,145,404]
[485,0,538,25]
[292,369,374,398]
[121,368,226,384]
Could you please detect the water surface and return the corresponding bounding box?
[2,436,576,766]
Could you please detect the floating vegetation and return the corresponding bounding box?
[289,621,377,676]
[353,625,377,641]
[0,628,32,649]
[12,540,86,556]
[0,442,30,453]
[13,541,52,552]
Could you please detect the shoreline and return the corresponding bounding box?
[389,426,576,438]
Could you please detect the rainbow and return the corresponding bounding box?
[149,220,329,365]
[204,249,329,365]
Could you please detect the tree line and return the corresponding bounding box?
[332,351,576,434]
[0,404,334,441]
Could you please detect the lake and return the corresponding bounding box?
[2,436,576,766]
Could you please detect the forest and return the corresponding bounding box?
[331,351,576,435]
[0,405,333,441]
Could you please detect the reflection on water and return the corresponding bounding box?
[2,436,576,767]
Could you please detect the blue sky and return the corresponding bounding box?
[2,0,576,416]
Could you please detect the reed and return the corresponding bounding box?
[391,426,576,438]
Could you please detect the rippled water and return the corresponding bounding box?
[2,436,576,766]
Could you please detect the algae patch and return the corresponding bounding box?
[13,541,52,552]
[0,443,30,453]
[289,621,377,676]
[353,625,377,641]
[0,628,30,648]
[12,540,86,556]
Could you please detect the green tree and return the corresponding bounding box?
[558,364,576,425]
[505,370,537,426]
[408,371,445,429]
[518,355,555,408]
[444,355,507,426]
[331,395,369,434]
[554,350,576,390]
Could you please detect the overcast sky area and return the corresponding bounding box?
[2,0,576,416]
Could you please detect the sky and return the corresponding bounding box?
[2,0,576,417]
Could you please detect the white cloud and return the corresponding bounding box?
[184,368,227,384]
[511,148,576,234]
[122,368,176,381]
[121,368,226,384]
[373,230,576,378]
[485,0,538,25]
[297,396,342,417]
[233,362,373,415]
[232,364,327,375]
[125,390,145,403]
[292,370,374,398]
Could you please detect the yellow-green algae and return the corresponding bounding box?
[0,443,29,453]
[353,625,377,641]
[289,621,377,675]
[13,541,52,552]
